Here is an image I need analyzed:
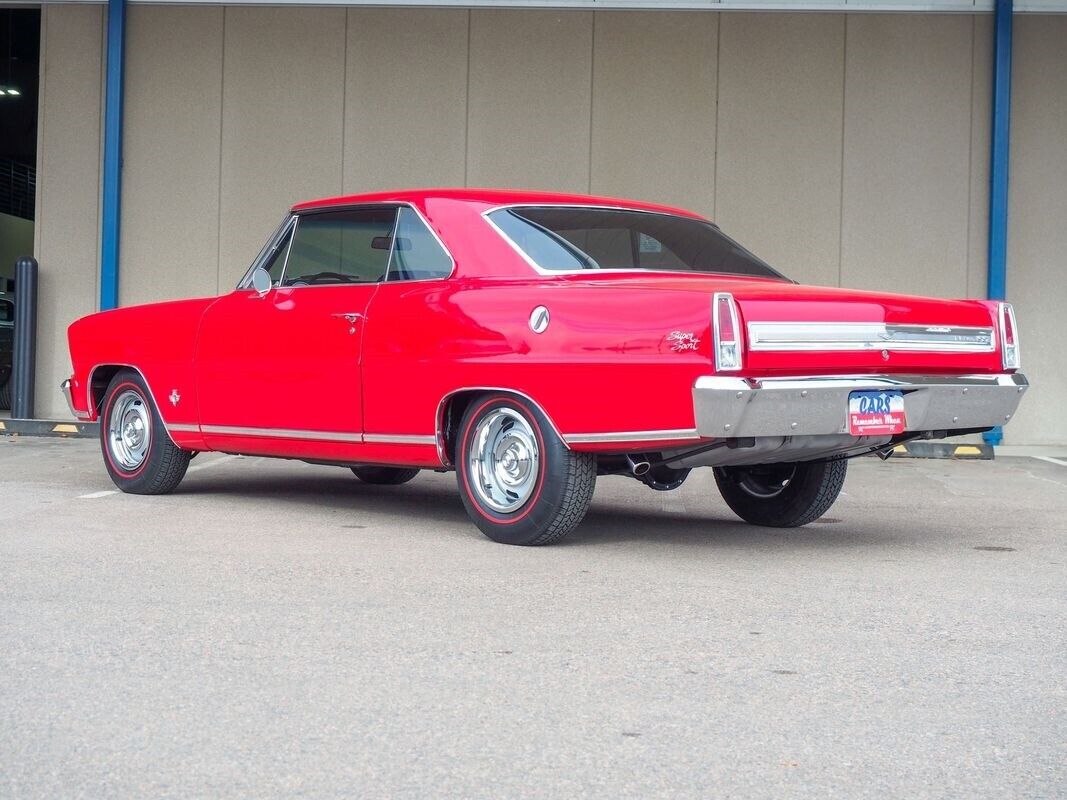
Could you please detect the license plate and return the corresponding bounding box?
[848,390,906,436]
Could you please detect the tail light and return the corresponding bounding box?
[713,292,743,372]
[999,302,1020,369]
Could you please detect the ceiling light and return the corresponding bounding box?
[6,89,19,96]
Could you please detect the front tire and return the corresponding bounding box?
[714,459,848,527]
[456,394,596,546]
[100,370,191,495]
[350,466,419,485]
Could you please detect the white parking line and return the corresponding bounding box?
[1033,455,1067,468]
[78,490,118,499]
[186,454,241,474]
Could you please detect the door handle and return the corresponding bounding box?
[332,312,365,324]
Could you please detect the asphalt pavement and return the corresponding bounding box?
[1,435,1064,799]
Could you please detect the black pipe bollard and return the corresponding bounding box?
[12,256,38,419]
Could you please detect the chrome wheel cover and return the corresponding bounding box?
[468,407,540,514]
[107,389,152,471]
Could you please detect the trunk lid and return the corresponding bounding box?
[562,273,1003,375]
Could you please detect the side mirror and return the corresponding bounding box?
[250,267,272,296]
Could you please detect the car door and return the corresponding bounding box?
[195,205,399,455]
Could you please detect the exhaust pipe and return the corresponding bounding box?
[627,455,651,476]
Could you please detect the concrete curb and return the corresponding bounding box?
[0,418,99,438]
[892,441,994,460]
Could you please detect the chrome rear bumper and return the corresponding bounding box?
[693,373,1028,439]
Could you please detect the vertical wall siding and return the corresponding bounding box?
[715,13,844,287]
[33,7,1066,444]
[34,5,104,419]
[342,9,469,192]
[1004,16,1067,445]
[590,12,718,215]
[121,6,223,306]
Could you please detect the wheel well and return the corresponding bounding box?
[439,390,485,465]
[439,389,565,466]
[88,365,125,414]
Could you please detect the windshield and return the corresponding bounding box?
[486,206,787,280]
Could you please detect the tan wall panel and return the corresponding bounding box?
[34,5,103,418]
[966,14,991,300]
[468,10,592,192]
[716,13,844,287]
[218,7,346,288]
[121,6,223,305]
[840,15,974,299]
[1005,16,1067,445]
[343,8,468,193]
[590,12,717,216]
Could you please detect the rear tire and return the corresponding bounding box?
[714,459,847,527]
[350,466,419,485]
[100,369,191,495]
[456,393,596,546]
[0,377,9,410]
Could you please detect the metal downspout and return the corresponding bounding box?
[984,0,1013,447]
[100,0,125,311]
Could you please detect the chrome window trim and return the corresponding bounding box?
[481,203,787,281]
[235,202,457,292]
[286,202,457,288]
[746,321,996,353]
[236,214,297,290]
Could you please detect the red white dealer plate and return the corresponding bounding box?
[848,390,906,436]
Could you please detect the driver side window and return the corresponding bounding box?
[283,207,398,286]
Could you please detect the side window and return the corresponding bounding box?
[385,208,454,281]
[284,207,398,286]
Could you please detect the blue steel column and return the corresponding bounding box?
[100,0,126,311]
[984,0,1013,447]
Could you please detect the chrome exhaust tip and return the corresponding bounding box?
[627,456,651,476]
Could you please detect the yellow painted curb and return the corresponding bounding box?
[52,424,79,434]
[954,445,983,456]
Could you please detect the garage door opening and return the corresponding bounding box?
[0,8,39,414]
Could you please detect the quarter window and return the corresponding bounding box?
[385,207,453,281]
[283,208,398,286]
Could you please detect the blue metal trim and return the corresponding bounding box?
[100,0,126,311]
[984,0,1012,448]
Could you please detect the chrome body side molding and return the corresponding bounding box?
[197,425,437,447]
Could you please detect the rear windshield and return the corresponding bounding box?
[486,206,786,280]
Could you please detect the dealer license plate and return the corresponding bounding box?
[848,390,906,436]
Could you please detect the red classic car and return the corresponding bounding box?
[63,189,1028,545]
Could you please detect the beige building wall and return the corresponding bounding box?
[31,7,1067,443]
[1004,16,1067,445]
[34,5,103,419]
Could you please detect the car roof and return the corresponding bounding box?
[290,187,707,220]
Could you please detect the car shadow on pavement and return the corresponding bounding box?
[178,471,898,551]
